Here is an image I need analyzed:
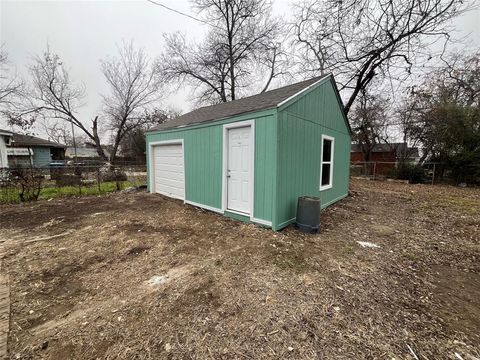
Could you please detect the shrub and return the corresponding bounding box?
[8,167,45,202]
[101,170,127,182]
[395,163,425,184]
[56,174,81,186]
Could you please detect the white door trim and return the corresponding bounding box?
[149,139,185,200]
[222,119,255,219]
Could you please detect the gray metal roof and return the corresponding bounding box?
[11,133,66,148]
[65,147,110,158]
[149,75,330,132]
[0,128,13,136]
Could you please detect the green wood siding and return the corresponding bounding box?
[253,113,277,222]
[146,110,277,224]
[274,78,350,230]
[32,147,52,167]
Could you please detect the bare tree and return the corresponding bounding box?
[292,1,340,76]
[440,51,480,107]
[40,119,87,146]
[293,0,472,114]
[101,41,162,163]
[0,46,23,107]
[350,89,390,162]
[118,108,179,163]
[3,48,109,160]
[41,120,72,145]
[4,43,161,163]
[157,0,286,104]
[400,51,480,164]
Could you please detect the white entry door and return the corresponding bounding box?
[152,143,185,200]
[227,126,251,214]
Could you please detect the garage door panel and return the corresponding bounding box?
[156,183,183,198]
[154,154,183,163]
[153,176,184,189]
[155,164,184,174]
[152,143,185,200]
[156,144,181,151]
[154,169,183,178]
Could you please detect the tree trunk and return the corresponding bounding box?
[92,116,109,162]
[110,143,119,165]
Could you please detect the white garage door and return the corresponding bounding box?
[152,143,185,200]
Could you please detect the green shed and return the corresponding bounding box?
[146,74,351,230]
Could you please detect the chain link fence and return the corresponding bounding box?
[0,163,147,203]
[351,161,480,185]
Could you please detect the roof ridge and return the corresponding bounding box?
[12,132,66,148]
[149,75,331,132]
[194,75,327,112]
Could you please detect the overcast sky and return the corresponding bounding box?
[1,0,479,136]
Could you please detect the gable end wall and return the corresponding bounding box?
[274,78,351,229]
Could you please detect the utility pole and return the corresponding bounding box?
[71,120,78,163]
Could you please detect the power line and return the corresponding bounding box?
[146,0,299,58]
[146,0,222,30]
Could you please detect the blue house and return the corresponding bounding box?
[7,133,66,167]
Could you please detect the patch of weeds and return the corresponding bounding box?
[402,252,419,262]
[214,258,223,266]
[125,245,152,257]
[343,244,356,255]
[118,223,159,234]
[273,252,309,273]
[272,240,286,248]
[419,203,435,211]
[466,207,478,216]
[180,277,221,309]
[439,196,479,216]
[0,181,143,204]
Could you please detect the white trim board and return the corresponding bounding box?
[184,200,223,214]
[251,218,272,227]
[222,119,256,222]
[225,208,250,217]
[276,75,330,108]
[276,217,297,230]
[149,139,185,200]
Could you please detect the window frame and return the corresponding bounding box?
[319,134,334,191]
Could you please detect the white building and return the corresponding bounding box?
[0,129,13,168]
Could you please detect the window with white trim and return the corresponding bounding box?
[320,135,334,190]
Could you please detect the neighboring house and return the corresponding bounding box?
[65,146,110,161]
[7,133,66,167]
[351,143,420,175]
[146,74,351,231]
[0,129,13,168]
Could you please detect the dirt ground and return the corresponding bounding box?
[0,179,479,359]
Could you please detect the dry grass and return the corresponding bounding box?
[0,179,479,359]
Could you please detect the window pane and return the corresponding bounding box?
[323,139,332,162]
[321,164,331,186]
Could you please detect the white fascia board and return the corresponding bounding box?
[276,74,331,108]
